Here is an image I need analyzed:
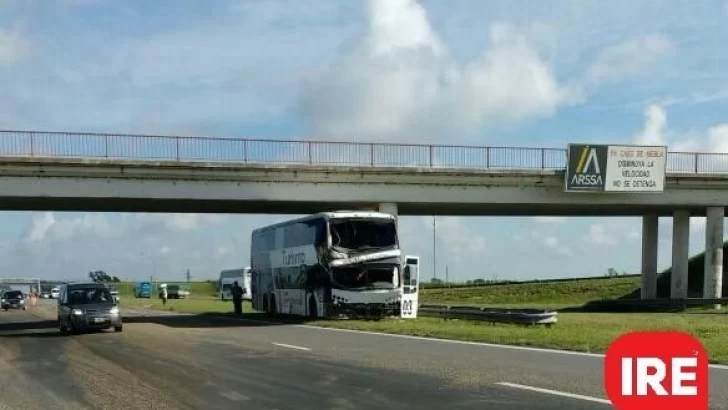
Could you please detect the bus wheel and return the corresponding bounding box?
[308,296,318,319]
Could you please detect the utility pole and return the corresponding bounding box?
[446,265,449,286]
[433,216,437,280]
[186,269,191,283]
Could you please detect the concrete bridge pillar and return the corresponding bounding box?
[671,210,691,299]
[378,203,398,229]
[704,207,724,309]
[641,214,659,300]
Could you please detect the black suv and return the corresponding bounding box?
[1,290,27,311]
[57,283,123,334]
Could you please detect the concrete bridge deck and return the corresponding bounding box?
[0,156,727,216]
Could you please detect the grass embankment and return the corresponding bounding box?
[624,240,728,298]
[421,276,641,309]
[114,275,728,364]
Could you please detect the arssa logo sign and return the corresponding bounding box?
[565,144,608,191]
[604,331,709,410]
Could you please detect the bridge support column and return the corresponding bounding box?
[671,210,690,299]
[641,214,659,300]
[378,202,398,229]
[704,207,724,309]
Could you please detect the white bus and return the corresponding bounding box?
[250,211,420,319]
[219,268,252,301]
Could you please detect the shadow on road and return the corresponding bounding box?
[0,330,66,339]
[0,312,315,337]
[123,312,312,328]
[0,319,58,332]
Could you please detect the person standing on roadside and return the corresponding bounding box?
[231,281,244,315]
[160,284,168,306]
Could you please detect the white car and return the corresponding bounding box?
[50,288,60,299]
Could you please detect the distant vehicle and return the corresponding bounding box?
[134,281,152,298]
[250,211,420,319]
[106,286,120,302]
[1,290,27,311]
[41,291,51,299]
[50,287,60,299]
[57,283,122,335]
[219,268,252,301]
[160,284,189,299]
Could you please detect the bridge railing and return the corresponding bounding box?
[1,130,727,174]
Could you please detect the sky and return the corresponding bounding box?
[1,0,728,282]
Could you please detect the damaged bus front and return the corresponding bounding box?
[325,215,402,317]
[250,211,419,319]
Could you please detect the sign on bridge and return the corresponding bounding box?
[565,144,667,193]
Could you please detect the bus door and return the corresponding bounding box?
[400,255,420,319]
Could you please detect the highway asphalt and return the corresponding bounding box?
[0,300,725,409]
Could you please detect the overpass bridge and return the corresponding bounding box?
[0,130,727,305]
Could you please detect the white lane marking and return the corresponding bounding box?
[152,313,728,371]
[496,382,612,405]
[272,342,311,351]
[295,324,606,357]
[292,324,728,370]
[219,391,250,401]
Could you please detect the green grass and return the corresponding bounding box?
[308,311,728,364]
[113,281,219,299]
[111,274,728,364]
[625,240,728,298]
[419,276,640,308]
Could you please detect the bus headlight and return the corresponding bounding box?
[72,309,84,316]
[109,307,119,315]
[392,266,399,288]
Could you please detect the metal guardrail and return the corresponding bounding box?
[0,130,727,174]
[419,304,558,326]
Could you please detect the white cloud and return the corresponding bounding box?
[583,34,674,87]
[300,0,580,142]
[707,125,728,153]
[432,217,487,260]
[20,212,225,247]
[24,213,56,243]
[634,104,667,145]
[0,28,27,66]
[583,224,618,247]
[3,212,259,281]
[22,212,112,244]
[160,214,226,231]
[632,104,728,156]
[532,216,567,224]
[543,235,573,257]
[514,230,572,257]
[300,0,673,142]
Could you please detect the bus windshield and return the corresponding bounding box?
[329,218,397,251]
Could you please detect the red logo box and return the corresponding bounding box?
[604,331,709,410]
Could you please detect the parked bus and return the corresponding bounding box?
[219,268,252,301]
[250,211,419,319]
